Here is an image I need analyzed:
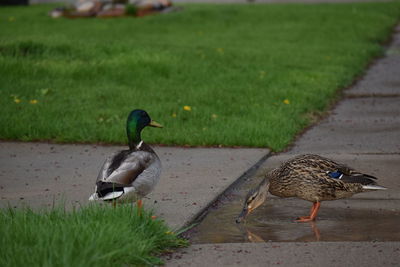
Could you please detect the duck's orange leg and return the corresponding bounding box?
[296,202,321,222]
[137,199,143,216]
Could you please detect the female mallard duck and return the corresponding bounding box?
[236,154,386,223]
[89,109,162,206]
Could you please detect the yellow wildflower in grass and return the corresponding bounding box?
[29,99,38,104]
[283,99,290,105]
[165,231,174,235]
[172,112,177,118]
[14,98,21,104]
[183,105,191,111]
[211,114,217,119]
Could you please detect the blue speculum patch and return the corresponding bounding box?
[327,171,343,179]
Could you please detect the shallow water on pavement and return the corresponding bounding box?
[187,173,400,243]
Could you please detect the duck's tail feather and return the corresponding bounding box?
[88,193,98,201]
[88,181,126,201]
[96,181,126,196]
[340,174,378,185]
[341,173,387,190]
[362,173,378,180]
[362,184,387,191]
[89,191,124,201]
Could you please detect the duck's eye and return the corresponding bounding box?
[247,195,257,204]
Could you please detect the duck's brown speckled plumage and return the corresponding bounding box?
[236,154,386,223]
[268,154,372,202]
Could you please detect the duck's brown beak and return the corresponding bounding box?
[149,120,163,128]
[236,207,249,224]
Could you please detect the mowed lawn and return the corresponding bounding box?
[1,3,400,150]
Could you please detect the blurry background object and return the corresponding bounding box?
[0,0,28,6]
[48,0,178,18]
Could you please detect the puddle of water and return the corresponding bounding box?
[187,173,400,243]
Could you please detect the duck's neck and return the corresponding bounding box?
[258,177,270,194]
[127,121,143,150]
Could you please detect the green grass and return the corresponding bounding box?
[0,204,187,266]
[1,3,400,150]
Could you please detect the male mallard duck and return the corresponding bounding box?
[89,109,162,206]
[236,154,386,223]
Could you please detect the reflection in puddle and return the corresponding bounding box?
[187,175,400,243]
[243,221,320,242]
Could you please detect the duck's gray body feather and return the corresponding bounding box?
[89,143,161,202]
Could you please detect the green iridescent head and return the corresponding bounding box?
[126,109,162,149]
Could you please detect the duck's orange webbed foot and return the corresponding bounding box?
[295,202,321,223]
[296,216,314,222]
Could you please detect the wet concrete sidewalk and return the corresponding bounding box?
[0,143,268,230]
[163,25,400,266]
